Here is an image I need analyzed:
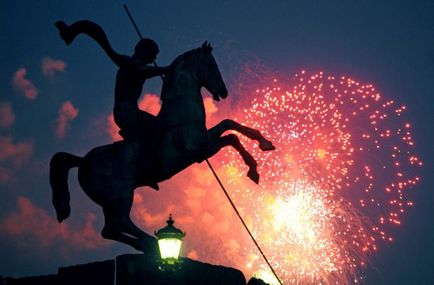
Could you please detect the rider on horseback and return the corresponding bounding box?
[55,20,170,141]
[51,28,276,252]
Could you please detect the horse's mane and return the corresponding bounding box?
[171,47,203,67]
[171,42,213,68]
[161,43,213,101]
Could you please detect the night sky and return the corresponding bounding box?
[1,1,433,284]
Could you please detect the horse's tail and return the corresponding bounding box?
[50,152,82,223]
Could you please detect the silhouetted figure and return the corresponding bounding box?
[55,20,170,142]
[51,22,275,253]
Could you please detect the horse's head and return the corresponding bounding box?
[196,41,228,102]
[163,42,228,103]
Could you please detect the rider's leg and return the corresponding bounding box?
[118,110,159,141]
[207,119,275,151]
[205,133,259,183]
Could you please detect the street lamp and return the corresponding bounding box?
[155,214,186,270]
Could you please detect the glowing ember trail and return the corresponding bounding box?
[221,70,422,284]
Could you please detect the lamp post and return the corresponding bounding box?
[155,214,186,271]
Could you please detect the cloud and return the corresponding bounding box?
[187,250,199,259]
[130,160,251,270]
[0,102,15,128]
[67,212,109,249]
[204,97,218,117]
[1,196,66,247]
[41,57,66,77]
[0,136,33,167]
[0,196,108,249]
[132,194,174,229]
[106,114,122,141]
[138,93,161,115]
[55,101,79,138]
[0,166,13,183]
[12,68,39,100]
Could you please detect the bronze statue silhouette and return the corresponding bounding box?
[51,21,275,253]
[55,20,169,142]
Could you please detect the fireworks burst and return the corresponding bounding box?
[222,70,422,284]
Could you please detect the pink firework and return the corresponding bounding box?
[221,70,422,284]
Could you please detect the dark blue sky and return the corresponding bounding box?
[0,1,433,284]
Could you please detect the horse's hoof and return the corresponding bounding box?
[247,169,260,184]
[55,21,73,45]
[259,140,276,151]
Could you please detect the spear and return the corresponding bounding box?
[123,4,164,81]
[122,5,283,284]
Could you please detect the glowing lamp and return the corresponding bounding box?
[155,214,186,269]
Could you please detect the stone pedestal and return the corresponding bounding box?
[2,275,58,285]
[57,260,114,285]
[2,254,267,285]
[116,254,246,285]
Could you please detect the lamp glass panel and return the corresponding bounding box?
[158,238,182,259]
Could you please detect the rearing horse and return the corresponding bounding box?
[50,42,275,252]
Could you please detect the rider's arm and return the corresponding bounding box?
[136,65,171,79]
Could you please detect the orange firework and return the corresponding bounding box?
[221,70,422,284]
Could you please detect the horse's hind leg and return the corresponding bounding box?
[101,194,158,254]
[206,134,259,183]
[208,119,275,151]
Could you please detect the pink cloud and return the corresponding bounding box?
[0,102,15,128]
[0,136,33,167]
[41,57,66,77]
[0,167,13,183]
[138,93,161,115]
[107,114,122,141]
[2,196,66,246]
[12,68,39,100]
[130,161,251,270]
[55,101,79,138]
[67,212,109,249]
[187,250,199,259]
[1,196,108,249]
[204,97,218,117]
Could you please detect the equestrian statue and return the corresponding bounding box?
[50,20,275,253]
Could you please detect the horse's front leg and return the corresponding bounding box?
[208,119,275,151]
[205,133,259,184]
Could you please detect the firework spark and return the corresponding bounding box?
[221,70,422,284]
